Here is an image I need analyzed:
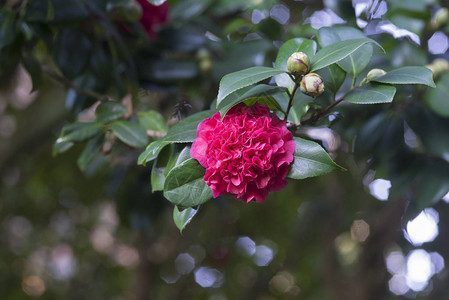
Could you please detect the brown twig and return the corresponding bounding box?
[285,83,300,119]
[42,66,115,102]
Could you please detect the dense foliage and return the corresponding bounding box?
[1,0,449,299]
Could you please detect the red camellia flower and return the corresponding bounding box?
[135,0,169,38]
[191,103,295,203]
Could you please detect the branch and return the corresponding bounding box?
[42,66,115,102]
[285,83,300,119]
[290,85,360,128]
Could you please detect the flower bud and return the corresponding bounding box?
[300,73,324,97]
[287,52,310,76]
[432,7,449,29]
[427,58,449,79]
[360,68,386,85]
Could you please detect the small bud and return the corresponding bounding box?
[427,58,449,79]
[360,68,386,85]
[287,52,310,76]
[300,73,324,97]
[433,7,449,29]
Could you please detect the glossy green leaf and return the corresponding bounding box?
[138,110,168,132]
[162,110,215,143]
[151,144,173,192]
[137,110,215,165]
[56,122,103,144]
[0,10,18,50]
[310,38,382,72]
[425,73,449,117]
[22,54,43,92]
[173,206,199,233]
[345,83,396,104]
[147,0,167,5]
[316,64,346,95]
[288,137,344,179]
[217,84,286,118]
[163,158,213,207]
[77,136,103,171]
[217,66,286,105]
[372,66,436,87]
[274,38,317,90]
[318,26,373,77]
[96,102,128,123]
[110,120,148,148]
[138,140,171,165]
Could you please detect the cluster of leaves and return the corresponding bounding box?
[138,25,435,231]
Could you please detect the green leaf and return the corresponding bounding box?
[57,122,103,143]
[345,83,396,104]
[173,206,199,233]
[138,140,171,165]
[0,10,18,50]
[137,110,215,165]
[52,141,74,156]
[274,38,317,90]
[151,144,173,192]
[163,158,213,207]
[318,26,373,77]
[288,137,344,179]
[137,110,168,132]
[147,0,167,6]
[217,84,287,118]
[22,54,43,92]
[372,66,436,87]
[274,92,313,123]
[316,64,346,95]
[77,136,103,171]
[110,120,148,148]
[310,38,382,72]
[425,73,449,117]
[217,66,286,105]
[96,102,128,123]
[244,96,284,113]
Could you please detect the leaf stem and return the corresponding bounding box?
[284,83,300,120]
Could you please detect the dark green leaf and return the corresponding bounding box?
[372,66,436,87]
[425,73,449,117]
[77,136,103,171]
[160,110,215,143]
[0,10,18,50]
[244,96,284,113]
[345,83,396,104]
[164,158,213,207]
[217,66,286,105]
[96,102,128,123]
[22,54,42,92]
[318,26,373,77]
[274,38,317,90]
[25,0,88,22]
[52,141,74,156]
[310,38,382,72]
[137,110,168,132]
[288,137,344,179]
[110,120,148,148]
[57,122,103,143]
[173,206,199,233]
[137,110,215,165]
[147,0,167,5]
[138,140,171,165]
[217,84,287,118]
[151,144,174,192]
[316,64,346,95]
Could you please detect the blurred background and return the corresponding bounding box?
[1,0,449,299]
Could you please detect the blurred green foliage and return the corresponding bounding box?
[1,0,449,299]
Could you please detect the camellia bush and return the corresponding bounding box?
[2,0,449,299]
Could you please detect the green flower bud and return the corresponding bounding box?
[287,52,310,76]
[300,73,324,97]
[433,7,449,28]
[360,68,386,85]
